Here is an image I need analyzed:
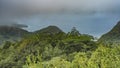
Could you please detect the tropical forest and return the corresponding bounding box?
[0,21,120,68]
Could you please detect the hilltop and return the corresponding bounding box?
[35,25,64,34]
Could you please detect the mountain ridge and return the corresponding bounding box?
[0,26,30,43]
[35,25,64,34]
[0,25,64,43]
[99,21,120,43]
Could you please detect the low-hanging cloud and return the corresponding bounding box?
[0,0,120,26]
[1,0,120,14]
[0,20,28,28]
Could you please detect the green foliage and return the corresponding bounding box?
[22,45,120,68]
[87,45,120,68]
[24,53,43,68]
[1,26,119,68]
[68,27,81,36]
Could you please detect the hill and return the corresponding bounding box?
[0,26,29,43]
[99,21,120,43]
[35,26,64,34]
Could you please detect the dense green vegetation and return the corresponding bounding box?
[0,26,120,68]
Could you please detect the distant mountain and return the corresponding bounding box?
[0,25,64,43]
[35,26,64,34]
[99,21,120,43]
[0,26,29,43]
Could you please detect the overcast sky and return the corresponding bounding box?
[0,0,120,37]
[1,0,120,15]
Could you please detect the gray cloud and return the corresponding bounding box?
[0,20,28,28]
[1,0,120,15]
[10,23,28,28]
[0,0,120,32]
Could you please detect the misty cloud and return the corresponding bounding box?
[0,0,120,15]
[0,20,28,28]
[0,0,119,23]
